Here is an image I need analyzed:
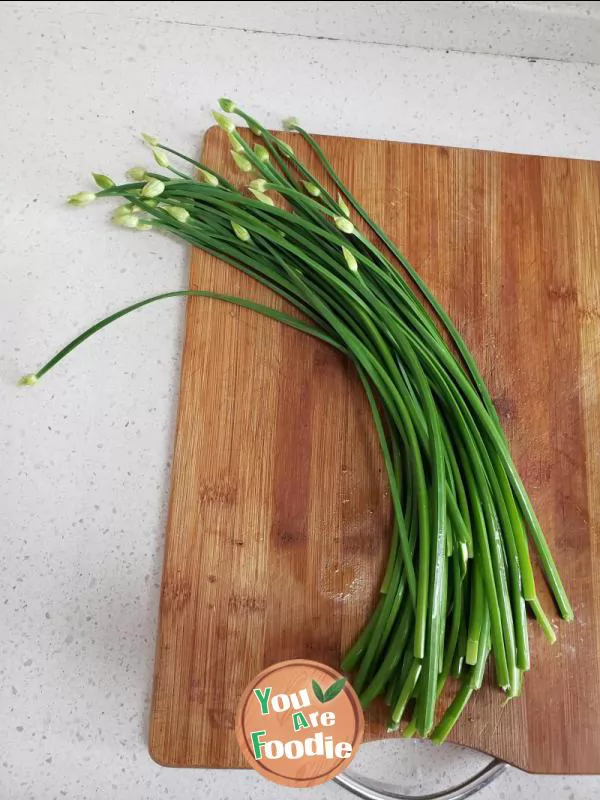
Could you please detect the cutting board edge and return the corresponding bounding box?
[205,122,600,166]
[148,125,600,774]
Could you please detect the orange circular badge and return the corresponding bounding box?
[235,659,364,788]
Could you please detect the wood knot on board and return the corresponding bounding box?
[161,576,192,612]
[197,479,237,506]
[547,283,577,305]
[228,594,266,613]
[492,392,517,424]
[273,527,306,547]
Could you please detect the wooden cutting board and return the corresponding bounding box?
[149,126,600,774]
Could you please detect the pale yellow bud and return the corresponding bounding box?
[152,148,169,168]
[92,173,114,189]
[218,97,237,113]
[163,205,190,223]
[199,168,219,187]
[249,188,274,206]
[277,139,295,158]
[231,221,251,242]
[334,216,355,234]
[113,203,135,219]
[67,191,96,206]
[249,178,268,192]
[303,181,321,197]
[141,133,159,147]
[231,151,253,173]
[126,167,147,181]
[338,194,351,217]
[212,111,235,134]
[342,246,358,272]
[113,213,139,228]
[228,133,244,153]
[254,144,269,163]
[140,178,165,198]
[18,373,39,386]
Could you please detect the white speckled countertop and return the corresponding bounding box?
[2,2,600,798]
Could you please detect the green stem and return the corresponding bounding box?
[27,290,340,381]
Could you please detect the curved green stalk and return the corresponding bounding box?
[25,290,340,382]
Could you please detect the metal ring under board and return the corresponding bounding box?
[334,757,506,800]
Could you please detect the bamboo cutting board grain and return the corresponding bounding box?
[149,127,600,774]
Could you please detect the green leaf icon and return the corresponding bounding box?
[312,677,346,703]
[323,677,346,702]
[312,679,325,703]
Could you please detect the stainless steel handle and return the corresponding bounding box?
[334,757,506,800]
